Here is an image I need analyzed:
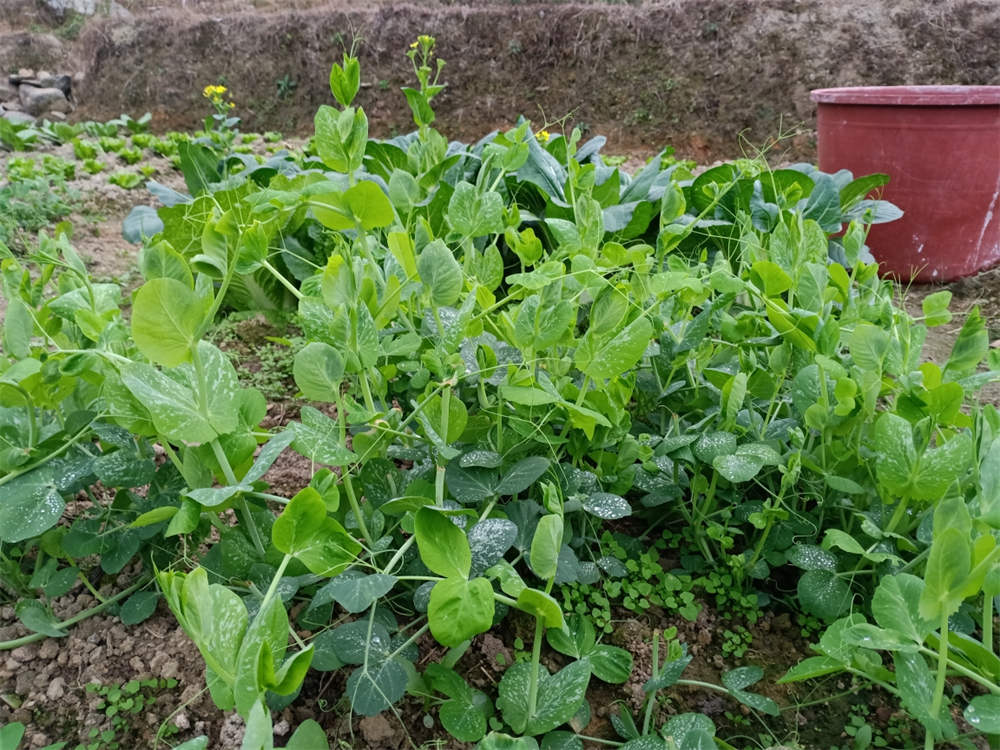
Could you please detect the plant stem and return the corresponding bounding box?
[388,622,429,660]
[260,259,303,301]
[927,610,951,750]
[359,370,377,415]
[382,535,416,575]
[525,614,546,721]
[987,593,996,659]
[0,578,148,650]
[333,393,373,547]
[259,554,292,614]
[643,631,660,735]
[434,385,451,507]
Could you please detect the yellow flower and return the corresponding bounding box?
[410,41,418,49]
[202,84,227,99]
[536,130,551,143]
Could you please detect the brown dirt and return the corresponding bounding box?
[2,0,998,161]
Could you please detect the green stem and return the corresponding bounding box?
[643,631,659,735]
[525,615,546,720]
[0,417,94,488]
[434,385,452,506]
[886,496,911,535]
[341,470,373,549]
[928,611,951,750]
[986,593,995,659]
[388,622,429,660]
[334,393,373,548]
[0,578,148,650]
[260,259,303,301]
[382,535,416,576]
[359,371,377,415]
[259,554,292,614]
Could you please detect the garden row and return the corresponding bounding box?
[3,38,1000,750]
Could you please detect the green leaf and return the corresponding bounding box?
[944,306,988,380]
[347,658,409,716]
[576,316,652,380]
[241,700,273,750]
[119,591,159,625]
[497,660,591,736]
[289,406,355,466]
[797,569,851,621]
[428,577,495,647]
[293,342,344,401]
[448,181,505,237]
[313,573,397,614]
[424,393,469,445]
[849,322,890,374]
[3,299,31,359]
[582,493,631,520]
[871,574,934,643]
[15,599,67,637]
[119,363,212,444]
[418,239,463,306]
[314,105,366,174]
[786,545,838,572]
[777,655,843,683]
[964,695,1000,733]
[662,713,717,750]
[426,664,492,742]
[693,432,738,464]
[843,623,920,652]
[272,489,360,576]
[530,514,563,581]
[0,723,25,750]
[477,733,540,750]
[588,646,633,684]
[415,507,471,579]
[0,467,64,543]
[285,719,330,750]
[894,651,952,738]
[329,55,360,108]
[922,291,953,327]
[130,278,207,367]
[910,432,973,502]
[496,457,551,496]
[872,413,915,496]
[515,588,565,629]
[919,526,971,621]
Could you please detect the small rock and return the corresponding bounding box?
[46,677,65,700]
[29,733,49,748]
[38,640,59,660]
[14,68,35,82]
[11,646,34,662]
[219,712,245,747]
[359,715,395,745]
[35,74,72,98]
[174,712,190,730]
[19,86,70,117]
[0,82,15,100]
[160,659,179,680]
[2,100,24,111]
[273,719,290,737]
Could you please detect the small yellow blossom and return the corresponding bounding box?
[536,130,551,143]
[202,84,227,99]
[409,41,418,49]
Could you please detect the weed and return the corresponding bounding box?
[276,74,298,100]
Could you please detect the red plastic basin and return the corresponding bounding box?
[811,85,1000,282]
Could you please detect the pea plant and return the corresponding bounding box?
[4,36,1000,750]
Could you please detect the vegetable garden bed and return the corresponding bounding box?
[3,40,1000,750]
